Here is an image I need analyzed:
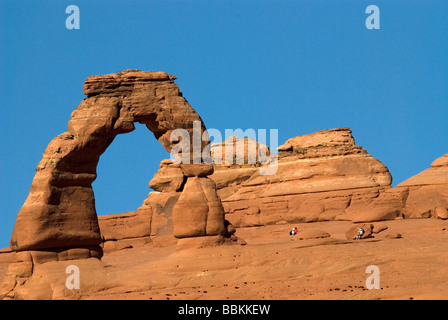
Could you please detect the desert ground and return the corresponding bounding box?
[1,218,446,300]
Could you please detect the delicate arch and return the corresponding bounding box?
[10,70,209,251]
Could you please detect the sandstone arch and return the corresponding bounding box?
[10,70,224,252]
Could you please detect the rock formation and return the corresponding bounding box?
[212,128,393,226]
[350,153,448,222]
[3,69,239,299]
[3,70,447,301]
[397,153,448,219]
[10,69,228,255]
[215,132,447,225]
[172,164,226,238]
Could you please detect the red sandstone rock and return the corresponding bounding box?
[345,224,374,240]
[399,154,448,187]
[141,192,180,236]
[349,154,448,221]
[180,163,214,177]
[173,177,226,238]
[136,131,447,232]
[98,210,152,242]
[431,154,448,167]
[396,154,448,219]
[211,136,270,165]
[10,70,218,252]
[148,128,397,227]
[214,128,393,227]
[148,160,185,192]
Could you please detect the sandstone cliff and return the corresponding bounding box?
[349,153,448,222]
[214,128,393,226]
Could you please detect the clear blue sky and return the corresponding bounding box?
[1,0,447,249]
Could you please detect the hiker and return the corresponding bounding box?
[356,227,365,240]
[289,227,298,237]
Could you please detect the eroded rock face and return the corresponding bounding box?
[212,128,393,226]
[348,153,448,222]
[133,129,447,229]
[10,70,216,252]
[146,128,396,227]
[395,154,448,219]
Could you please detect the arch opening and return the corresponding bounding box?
[93,123,167,216]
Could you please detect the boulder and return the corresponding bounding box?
[180,163,214,177]
[148,159,185,192]
[345,224,374,240]
[435,206,448,220]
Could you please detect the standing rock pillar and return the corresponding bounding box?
[173,164,226,238]
[172,163,245,249]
